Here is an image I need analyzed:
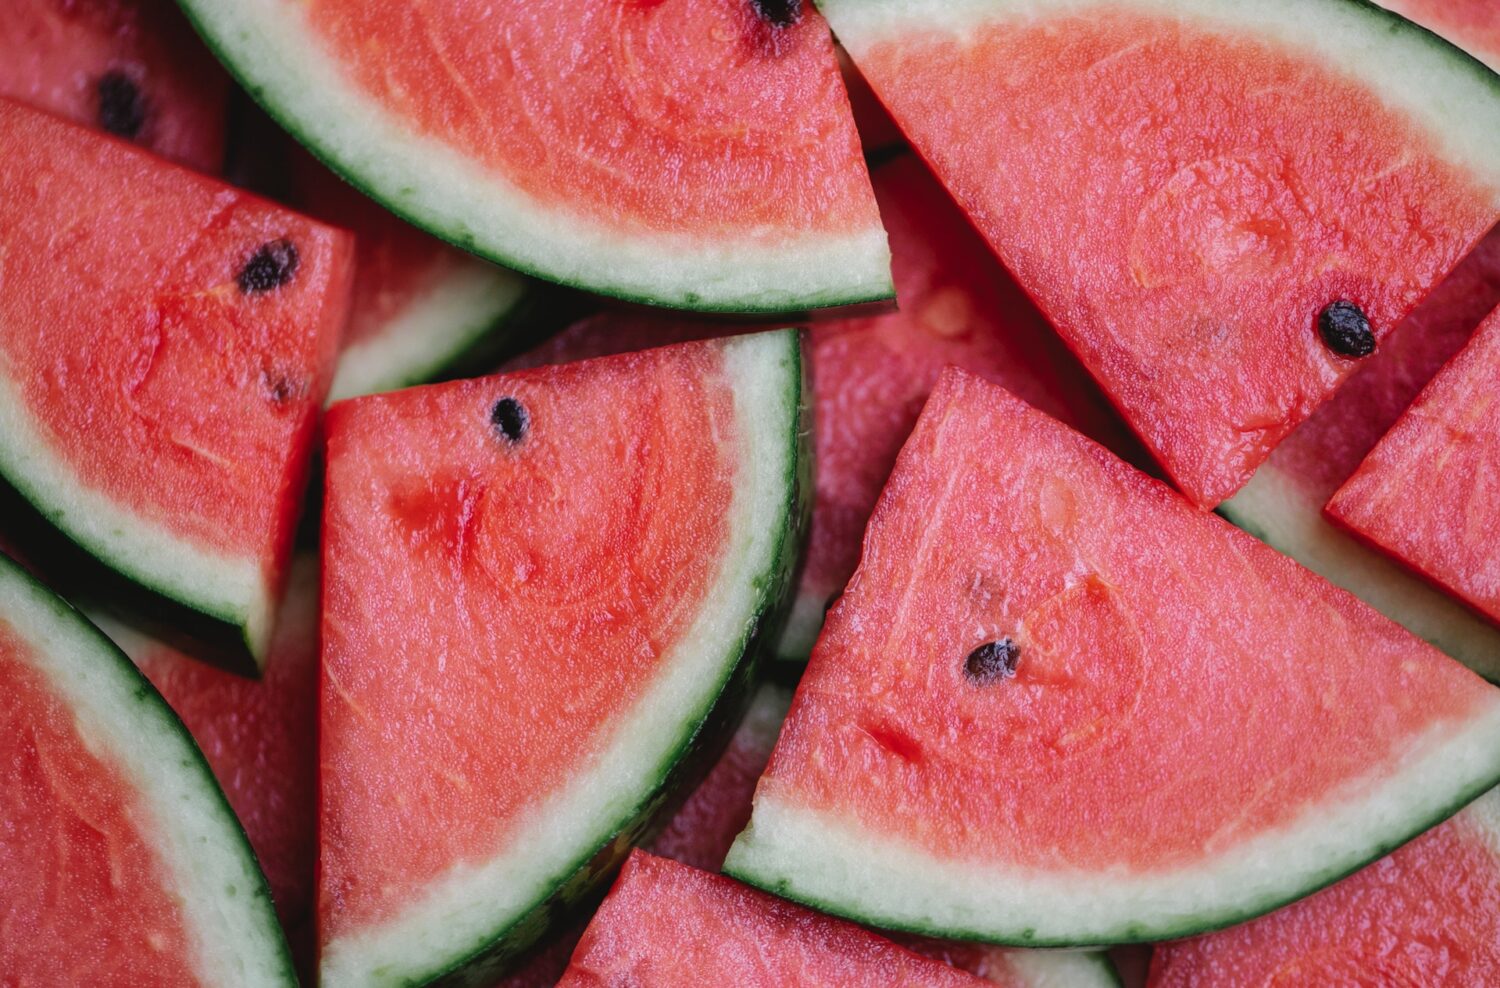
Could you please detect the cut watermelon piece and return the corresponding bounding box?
[1379,0,1500,71]
[91,557,319,930]
[0,551,293,984]
[1,0,228,171]
[1221,229,1500,682]
[1148,785,1500,985]
[822,0,1500,507]
[287,153,542,403]
[0,98,353,674]
[513,154,1141,660]
[319,330,808,986]
[176,0,891,313]
[726,368,1500,945]
[1327,306,1500,629]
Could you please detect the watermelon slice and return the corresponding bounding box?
[1221,229,1500,682]
[1,0,228,171]
[1327,306,1500,629]
[821,0,1500,507]
[175,0,891,314]
[1148,785,1500,985]
[319,330,807,986]
[1379,0,1500,71]
[725,367,1500,945]
[0,98,353,674]
[0,551,294,984]
[91,557,319,930]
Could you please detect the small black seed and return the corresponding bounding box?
[260,368,304,404]
[964,638,1020,684]
[751,0,801,28]
[491,397,529,444]
[97,70,147,139]
[237,239,300,294]
[1318,300,1375,358]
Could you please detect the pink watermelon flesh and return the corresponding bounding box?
[828,1,1500,507]
[730,367,1500,941]
[557,852,990,988]
[0,0,227,171]
[1328,306,1500,625]
[1381,0,1500,70]
[513,154,1143,658]
[1148,789,1500,986]
[0,621,199,983]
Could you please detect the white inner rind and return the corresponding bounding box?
[0,366,274,661]
[818,0,1500,205]
[1222,466,1500,682]
[725,704,1500,944]
[0,560,291,986]
[319,329,802,987]
[1004,951,1123,988]
[175,0,892,312]
[327,259,532,403]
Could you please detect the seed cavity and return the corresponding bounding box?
[491,397,529,444]
[238,239,300,294]
[260,368,305,404]
[964,638,1020,684]
[751,0,801,27]
[97,70,147,139]
[1318,300,1375,358]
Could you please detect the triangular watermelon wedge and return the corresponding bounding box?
[725,368,1500,945]
[319,330,808,985]
[0,551,294,984]
[1149,785,1500,984]
[821,0,1500,507]
[175,0,892,314]
[0,98,353,674]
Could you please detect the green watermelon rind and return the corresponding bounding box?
[1221,465,1500,683]
[0,552,295,985]
[171,1,894,315]
[319,329,811,988]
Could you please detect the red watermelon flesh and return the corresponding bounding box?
[0,0,227,171]
[1328,306,1500,625]
[1148,787,1500,986]
[1380,0,1500,70]
[557,851,990,988]
[822,0,1500,507]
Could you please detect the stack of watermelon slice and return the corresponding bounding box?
[2,0,1499,985]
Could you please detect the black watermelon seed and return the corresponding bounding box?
[491,397,529,444]
[97,70,147,139]
[237,239,300,294]
[751,0,801,28]
[1318,300,1375,358]
[964,638,1020,684]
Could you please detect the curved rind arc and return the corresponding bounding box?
[0,553,295,986]
[724,705,1500,945]
[172,1,893,314]
[319,329,810,987]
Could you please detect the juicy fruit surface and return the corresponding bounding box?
[0,620,198,985]
[557,852,988,987]
[320,342,740,940]
[303,0,876,241]
[0,100,350,576]
[1381,0,1500,70]
[1329,308,1500,625]
[1148,789,1500,986]
[0,0,227,171]
[750,370,1497,875]
[835,2,1499,506]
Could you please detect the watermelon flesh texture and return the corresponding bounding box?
[726,367,1500,945]
[0,98,353,673]
[319,331,806,987]
[1148,785,1500,986]
[0,0,227,172]
[822,0,1500,507]
[513,153,1143,660]
[1221,228,1500,682]
[0,553,294,985]
[176,0,891,313]
[1379,0,1500,71]
[1327,306,1500,628]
